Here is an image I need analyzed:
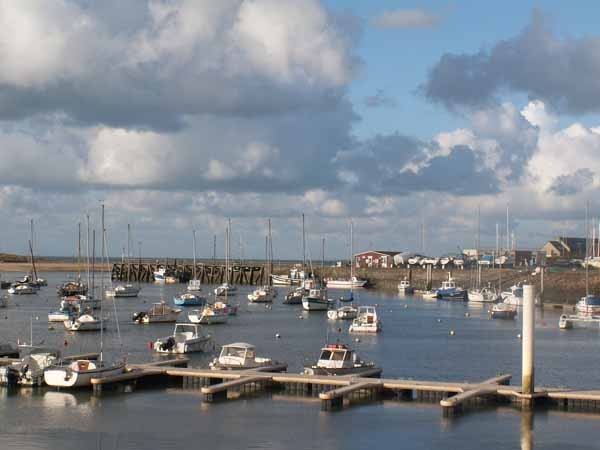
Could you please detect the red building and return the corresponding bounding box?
[354,251,399,269]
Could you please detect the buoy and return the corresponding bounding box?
[354,338,360,342]
[464,312,470,318]
[517,333,522,339]
[404,304,408,309]
[449,330,455,336]
[338,328,342,333]
[437,318,442,323]
[298,315,303,319]
[148,341,154,349]
[63,340,68,346]
[275,333,281,339]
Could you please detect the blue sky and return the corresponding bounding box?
[2,0,600,258]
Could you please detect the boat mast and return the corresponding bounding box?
[28,240,38,282]
[350,220,354,295]
[100,203,105,363]
[302,213,306,272]
[477,205,481,289]
[77,222,82,281]
[192,229,197,280]
[92,230,95,300]
[127,224,131,282]
[86,215,91,291]
[268,218,273,283]
[586,202,590,297]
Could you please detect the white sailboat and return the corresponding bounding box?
[45,204,125,388]
[215,219,237,297]
[326,221,367,289]
[187,230,202,292]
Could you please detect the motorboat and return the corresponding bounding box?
[8,283,37,295]
[209,343,282,370]
[248,285,276,303]
[64,313,106,332]
[105,284,140,298]
[501,284,524,306]
[187,279,202,292]
[303,343,379,376]
[326,276,367,289]
[44,359,125,388]
[212,301,238,315]
[489,303,517,319]
[132,302,182,324]
[214,283,237,297]
[327,305,358,320]
[468,286,500,303]
[57,280,88,296]
[0,347,61,386]
[270,267,306,286]
[576,295,600,314]
[173,293,206,307]
[421,290,439,300]
[559,314,600,329]
[153,323,214,354]
[48,302,78,322]
[435,274,466,300]
[283,287,304,305]
[397,278,414,295]
[349,306,382,333]
[153,267,166,282]
[338,292,355,302]
[302,288,332,311]
[188,306,228,325]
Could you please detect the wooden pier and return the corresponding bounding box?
[111,262,265,284]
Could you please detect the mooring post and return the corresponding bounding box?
[522,284,535,403]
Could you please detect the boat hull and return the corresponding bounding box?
[302,298,331,311]
[44,363,125,388]
[303,366,380,376]
[154,337,214,354]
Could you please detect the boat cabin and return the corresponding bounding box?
[399,279,411,288]
[316,344,356,369]
[356,306,378,322]
[217,343,257,367]
[173,323,200,339]
[440,277,456,290]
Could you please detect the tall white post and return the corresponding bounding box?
[522,284,535,395]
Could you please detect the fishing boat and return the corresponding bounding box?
[57,280,88,297]
[188,306,228,325]
[45,204,126,388]
[61,295,100,311]
[327,305,358,320]
[576,295,600,314]
[303,343,379,376]
[302,287,332,311]
[0,347,61,386]
[153,323,214,354]
[468,286,500,303]
[248,285,276,303]
[435,274,466,300]
[489,303,517,319]
[8,283,37,295]
[153,267,166,283]
[64,313,106,332]
[210,343,282,370]
[501,284,524,306]
[132,302,182,324]
[271,267,306,286]
[283,286,304,305]
[349,306,382,333]
[187,279,202,292]
[173,293,206,307]
[105,284,140,298]
[397,278,414,295]
[212,301,238,315]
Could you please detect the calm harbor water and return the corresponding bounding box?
[1,272,600,449]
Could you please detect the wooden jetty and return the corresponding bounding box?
[111,262,265,284]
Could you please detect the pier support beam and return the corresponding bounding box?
[522,285,535,398]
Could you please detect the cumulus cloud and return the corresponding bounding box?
[423,11,600,113]
[371,9,439,29]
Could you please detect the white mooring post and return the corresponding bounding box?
[522,285,535,396]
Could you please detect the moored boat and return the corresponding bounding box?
[64,313,106,332]
[576,295,600,314]
[188,306,228,325]
[302,288,332,311]
[57,280,88,297]
[303,343,379,376]
[435,274,466,300]
[397,278,414,295]
[153,323,214,354]
[132,302,182,324]
[501,284,524,306]
[327,305,358,320]
[214,283,237,297]
[209,343,283,370]
[489,303,517,320]
[349,306,381,333]
[468,286,500,303]
[0,347,61,386]
[326,276,367,289]
[8,283,37,295]
[106,284,140,298]
[283,286,304,305]
[44,359,125,388]
[248,285,276,303]
[212,301,237,315]
[173,293,206,307]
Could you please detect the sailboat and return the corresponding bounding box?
[106,224,140,298]
[249,220,276,303]
[326,221,366,289]
[45,205,125,388]
[215,219,237,297]
[187,230,202,292]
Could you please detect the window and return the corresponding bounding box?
[320,350,332,360]
[331,351,344,361]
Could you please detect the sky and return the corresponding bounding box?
[1,0,600,260]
